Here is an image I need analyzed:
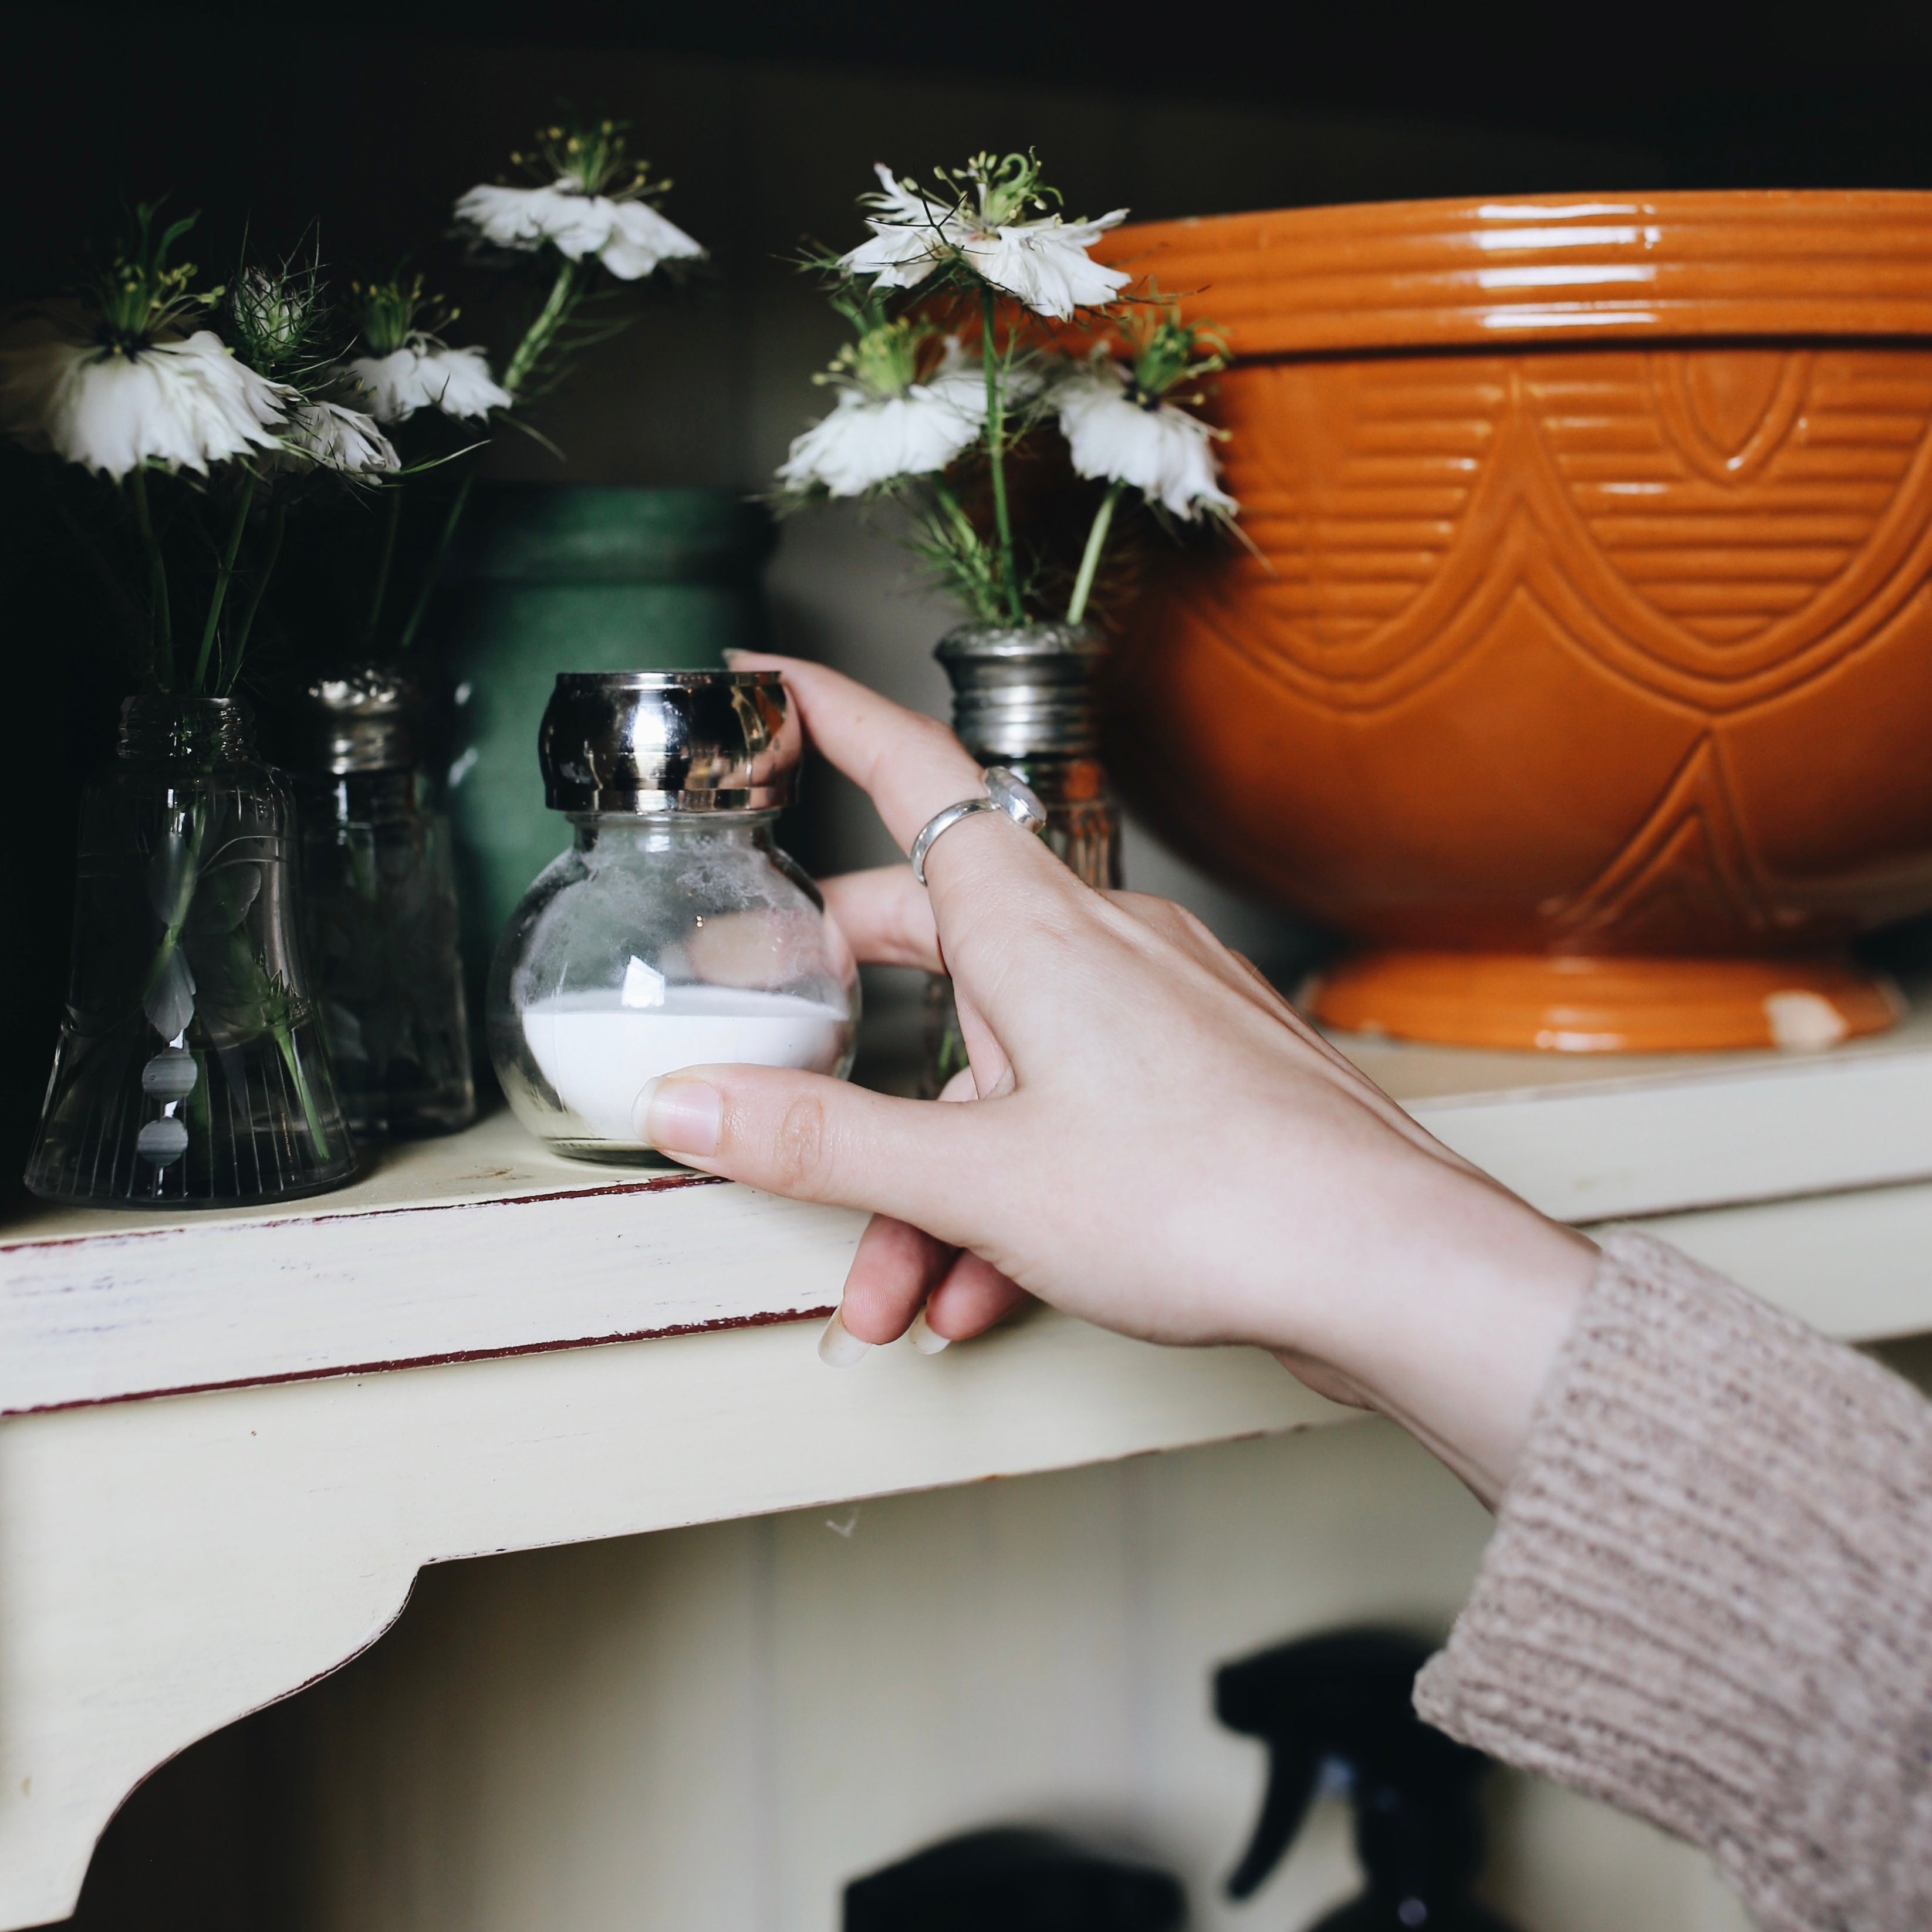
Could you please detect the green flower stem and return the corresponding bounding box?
[1066,479,1124,628]
[139,800,209,1031]
[128,465,172,689]
[273,1019,332,1160]
[225,496,286,694]
[187,1043,212,1151]
[395,462,475,654]
[931,476,983,552]
[365,482,404,648]
[928,478,1003,623]
[192,468,257,695]
[503,257,583,395]
[397,255,583,653]
[979,284,1024,623]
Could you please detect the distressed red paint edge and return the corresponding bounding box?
[0,1168,730,1255]
[2,1300,837,1419]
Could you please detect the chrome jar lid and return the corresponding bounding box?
[539,670,801,813]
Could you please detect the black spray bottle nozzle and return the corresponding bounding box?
[843,1827,1185,1931]
[1215,1627,1516,1930]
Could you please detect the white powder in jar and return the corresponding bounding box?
[521,984,853,1144]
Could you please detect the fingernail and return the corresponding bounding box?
[909,1309,950,1355]
[634,1076,722,1155]
[818,1309,872,1368]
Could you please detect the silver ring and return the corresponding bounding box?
[910,766,1048,886]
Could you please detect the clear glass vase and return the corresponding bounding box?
[25,696,356,1208]
[296,669,475,1140]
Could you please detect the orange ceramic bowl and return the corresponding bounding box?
[1097,192,1932,1049]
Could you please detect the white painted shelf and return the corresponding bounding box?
[8,998,1932,1418]
[1370,1000,1932,1343]
[4,999,1932,1928]
[1365,997,1932,1225]
[2,1122,854,1416]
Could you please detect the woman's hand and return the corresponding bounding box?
[636,656,1597,1505]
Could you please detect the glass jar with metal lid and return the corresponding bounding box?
[486,670,859,1164]
[295,664,475,1141]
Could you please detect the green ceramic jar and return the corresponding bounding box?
[440,484,777,1005]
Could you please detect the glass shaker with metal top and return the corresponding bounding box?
[295,666,475,1139]
[923,620,1119,1092]
[934,621,1120,888]
[487,670,859,1164]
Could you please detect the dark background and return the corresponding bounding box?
[9,15,1932,1914]
[58,0,1932,194]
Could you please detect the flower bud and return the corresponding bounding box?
[225,268,313,374]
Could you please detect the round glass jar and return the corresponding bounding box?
[486,670,858,1164]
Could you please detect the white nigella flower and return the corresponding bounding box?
[454,181,705,282]
[957,212,1130,322]
[344,337,511,423]
[596,197,708,279]
[0,316,290,479]
[277,398,400,475]
[1054,354,1236,519]
[778,327,988,498]
[840,156,1130,322]
[837,165,966,290]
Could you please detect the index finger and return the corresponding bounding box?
[727,651,1083,943]
[729,651,981,849]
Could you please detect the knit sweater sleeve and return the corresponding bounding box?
[1413,1230,1932,1932]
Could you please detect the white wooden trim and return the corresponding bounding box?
[1,1163,864,1416]
[1407,1043,1932,1223]
[9,1015,1932,1417]
[0,1312,1337,1930]
[1615,1180,1932,1342]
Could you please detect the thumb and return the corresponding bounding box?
[635,1065,995,1239]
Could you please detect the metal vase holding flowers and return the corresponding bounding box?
[924,620,1119,1092]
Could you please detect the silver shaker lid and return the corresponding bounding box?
[307,664,420,774]
[539,670,801,813]
[934,623,1106,760]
